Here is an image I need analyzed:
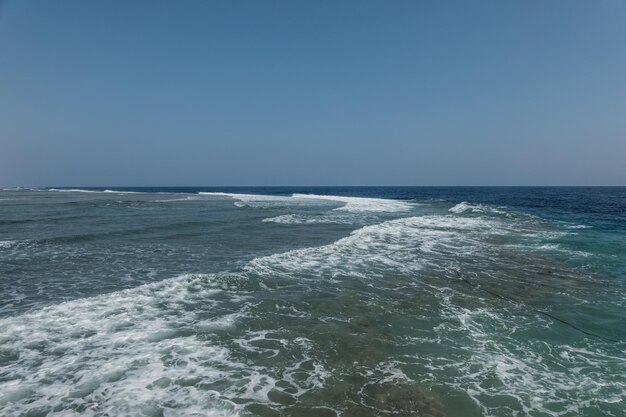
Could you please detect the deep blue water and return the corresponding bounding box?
[1,187,624,417]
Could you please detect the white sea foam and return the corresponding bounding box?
[198,192,312,210]
[0,213,499,416]
[47,188,101,193]
[1,207,620,416]
[248,215,502,280]
[291,193,414,212]
[263,214,313,224]
[533,244,593,257]
[449,201,506,215]
[199,192,414,213]
[103,189,144,194]
[46,188,144,195]
[427,302,626,417]
[1,275,231,415]
[153,196,203,202]
[262,214,349,225]
[0,240,24,249]
[247,215,624,414]
[0,272,331,416]
[198,192,290,202]
[564,224,592,229]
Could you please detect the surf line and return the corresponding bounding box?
[454,270,621,343]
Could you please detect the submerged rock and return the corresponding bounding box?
[357,383,447,417]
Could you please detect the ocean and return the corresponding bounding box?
[0,186,624,417]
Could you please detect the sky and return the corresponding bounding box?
[1,0,625,186]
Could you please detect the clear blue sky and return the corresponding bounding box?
[1,0,625,186]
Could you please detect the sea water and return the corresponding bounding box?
[0,187,624,416]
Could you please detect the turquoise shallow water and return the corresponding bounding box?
[0,187,624,416]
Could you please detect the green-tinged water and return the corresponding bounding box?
[1,187,624,416]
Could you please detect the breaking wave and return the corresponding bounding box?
[449,202,506,215]
[46,188,145,195]
[1,191,623,417]
[199,192,414,213]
